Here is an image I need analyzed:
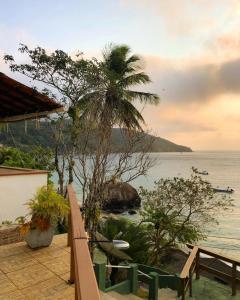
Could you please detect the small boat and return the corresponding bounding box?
[197,170,208,175]
[192,167,208,175]
[213,187,234,194]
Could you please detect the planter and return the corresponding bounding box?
[24,227,54,249]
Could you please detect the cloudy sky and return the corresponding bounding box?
[1,0,240,150]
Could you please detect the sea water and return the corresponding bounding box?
[57,151,240,260]
[132,151,240,260]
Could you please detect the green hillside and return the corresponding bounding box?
[0,120,192,152]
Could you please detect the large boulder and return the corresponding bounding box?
[102,181,141,213]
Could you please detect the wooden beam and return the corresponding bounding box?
[232,263,237,296]
[187,244,240,266]
[0,107,64,122]
[67,185,101,300]
[199,263,240,283]
[0,72,63,121]
[180,246,198,278]
[0,84,53,110]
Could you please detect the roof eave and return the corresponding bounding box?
[0,107,64,123]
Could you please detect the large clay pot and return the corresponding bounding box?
[24,227,54,249]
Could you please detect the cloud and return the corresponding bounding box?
[138,47,240,149]
[141,54,240,104]
[152,0,220,35]
[121,0,235,35]
[0,25,37,75]
[157,117,215,134]
[142,94,240,150]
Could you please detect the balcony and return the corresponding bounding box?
[0,233,145,300]
[0,185,143,300]
[0,233,75,299]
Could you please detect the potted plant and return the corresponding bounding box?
[17,185,69,249]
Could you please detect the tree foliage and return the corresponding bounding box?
[0,146,54,173]
[4,45,101,107]
[4,44,159,131]
[90,44,159,131]
[98,216,149,264]
[4,43,160,257]
[139,174,233,265]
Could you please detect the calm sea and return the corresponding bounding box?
[61,151,240,260]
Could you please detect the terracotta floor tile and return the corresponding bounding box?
[0,274,17,295]
[0,242,29,258]
[0,290,25,300]
[52,234,68,246]
[20,277,74,300]
[6,264,55,289]
[0,234,97,299]
[0,252,37,273]
[58,272,70,282]
[30,249,68,263]
[42,254,70,275]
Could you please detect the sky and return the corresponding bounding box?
[1,0,240,150]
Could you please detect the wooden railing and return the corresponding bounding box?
[180,246,199,299]
[180,244,240,300]
[67,184,101,300]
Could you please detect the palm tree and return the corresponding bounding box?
[101,44,159,131]
[74,45,159,253]
[98,217,149,265]
[98,217,150,284]
[79,44,159,132]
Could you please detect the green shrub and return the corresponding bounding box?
[17,185,69,234]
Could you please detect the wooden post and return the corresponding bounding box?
[67,185,101,300]
[75,283,78,300]
[69,242,75,284]
[94,263,106,291]
[195,251,200,280]
[189,269,193,297]
[232,262,237,296]
[67,213,71,247]
[127,264,138,295]
[68,212,75,284]
[149,272,158,300]
[181,278,185,300]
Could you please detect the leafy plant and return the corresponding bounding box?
[0,146,54,175]
[4,43,160,258]
[17,185,69,234]
[0,220,13,227]
[98,216,149,264]
[139,173,233,265]
[98,216,150,284]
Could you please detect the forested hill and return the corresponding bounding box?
[0,120,192,152]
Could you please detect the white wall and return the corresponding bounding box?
[0,174,48,223]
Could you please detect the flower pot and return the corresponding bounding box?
[24,227,54,249]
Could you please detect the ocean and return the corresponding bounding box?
[67,151,240,260]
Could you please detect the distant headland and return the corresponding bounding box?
[0,121,192,153]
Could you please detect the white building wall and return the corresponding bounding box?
[0,174,48,223]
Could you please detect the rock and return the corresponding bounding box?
[102,181,141,213]
[106,208,125,214]
[128,210,137,215]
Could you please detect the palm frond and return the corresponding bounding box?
[103,45,132,75]
[126,90,160,105]
[117,99,145,131]
[126,54,140,65]
[121,72,151,87]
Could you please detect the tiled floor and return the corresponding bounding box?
[0,234,75,300]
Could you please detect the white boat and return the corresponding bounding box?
[192,167,208,175]
[213,187,234,194]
